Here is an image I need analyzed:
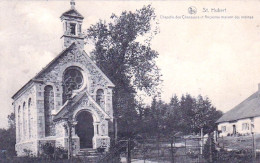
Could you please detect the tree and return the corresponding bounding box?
[86,5,161,138]
[179,94,196,134]
[0,112,16,158]
[166,95,181,136]
[165,94,222,135]
[194,95,223,134]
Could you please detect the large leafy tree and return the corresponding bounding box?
[86,5,161,137]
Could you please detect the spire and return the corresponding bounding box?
[60,0,84,51]
[70,0,75,9]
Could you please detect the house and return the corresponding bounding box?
[216,84,260,137]
[12,0,114,156]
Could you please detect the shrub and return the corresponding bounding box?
[97,146,106,153]
[40,143,68,160]
[54,147,68,159]
[23,149,33,157]
[217,148,253,163]
[40,143,55,159]
[203,133,217,162]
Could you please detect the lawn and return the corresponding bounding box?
[217,134,260,151]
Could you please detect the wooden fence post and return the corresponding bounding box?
[127,138,131,163]
[171,137,174,163]
[209,135,212,163]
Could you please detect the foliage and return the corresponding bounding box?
[203,133,218,162]
[40,142,55,159]
[54,147,68,159]
[23,149,33,157]
[140,94,223,138]
[86,5,161,137]
[40,142,68,160]
[0,156,83,163]
[0,112,16,158]
[216,148,254,163]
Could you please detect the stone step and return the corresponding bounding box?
[76,155,101,163]
[76,148,102,157]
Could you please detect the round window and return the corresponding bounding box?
[64,68,83,91]
[63,67,84,103]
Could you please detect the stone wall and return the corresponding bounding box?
[15,140,38,156]
[14,84,37,146]
[93,136,110,150]
[36,45,113,115]
[14,44,114,157]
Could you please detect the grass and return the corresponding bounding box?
[130,138,205,163]
[217,134,260,151]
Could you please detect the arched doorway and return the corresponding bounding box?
[75,111,94,149]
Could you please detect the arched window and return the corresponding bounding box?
[28,98,31,138]
[44,85,54,137]
[62,67,84,103]
[23,102,26,139]
[96,89,104,107]
[18,106,21,141]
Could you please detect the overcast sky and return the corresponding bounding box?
[0,0,259,128]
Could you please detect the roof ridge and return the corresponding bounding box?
[216,91,259,123]
[12,43,76,99]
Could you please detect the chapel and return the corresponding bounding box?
[12,0,114,156]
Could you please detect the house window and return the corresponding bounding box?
[221,126,226,132]
[242,123,249,131]
[70,23,76,35]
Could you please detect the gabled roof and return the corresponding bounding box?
[12,42,115,99]
[82,51,115,87]
[61,9,84,19]
[216,92,260,123]
[12,43,75,99]
[53,90,111,122]
[53,91,86,121]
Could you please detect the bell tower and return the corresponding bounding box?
[60,0,84,51]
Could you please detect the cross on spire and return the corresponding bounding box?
[70,0,75,9]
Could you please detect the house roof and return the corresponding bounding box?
[216,91,260,123]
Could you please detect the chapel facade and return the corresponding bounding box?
[12,1,114,156]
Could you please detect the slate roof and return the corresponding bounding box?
[216,92,260,123]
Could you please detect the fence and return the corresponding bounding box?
[96,134,260,163]
[120,136,206,163]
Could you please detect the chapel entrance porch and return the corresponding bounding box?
[75,111,94,149]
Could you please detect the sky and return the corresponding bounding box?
[0,0,259,128]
